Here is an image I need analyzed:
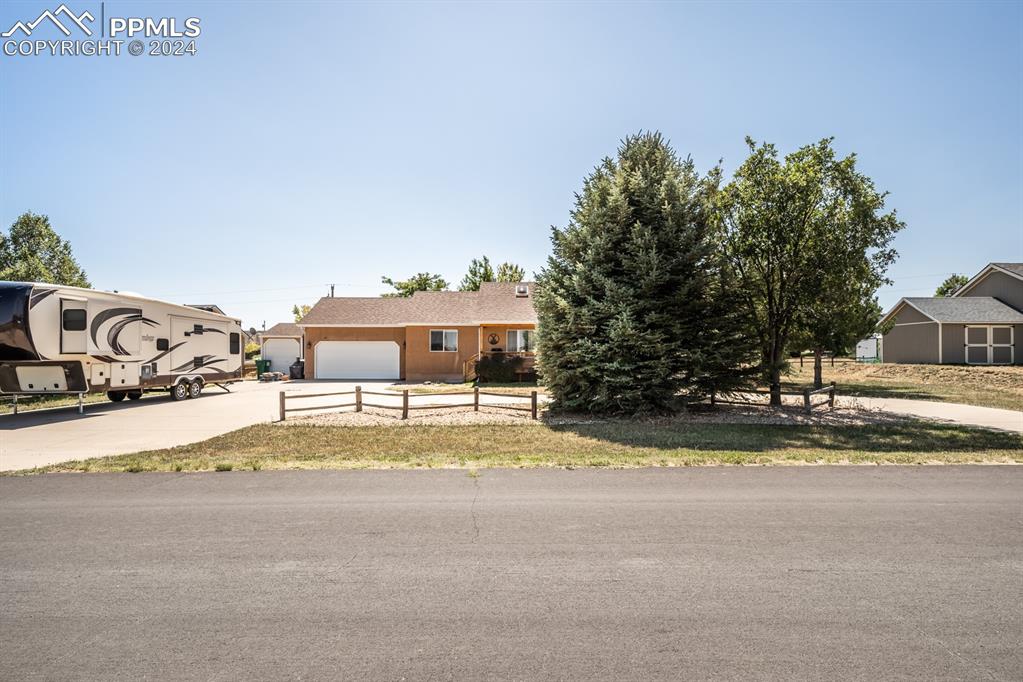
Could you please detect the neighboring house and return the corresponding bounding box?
[298,282,537,381]
[260,322,303,373]
[879,263,1023,365]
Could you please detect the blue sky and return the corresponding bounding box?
[1,0,1020,330]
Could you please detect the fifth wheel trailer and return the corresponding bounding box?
[0,281,242,402]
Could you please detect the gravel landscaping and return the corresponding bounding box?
[281,401,911,428]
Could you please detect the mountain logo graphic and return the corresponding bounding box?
[2,4,95,38]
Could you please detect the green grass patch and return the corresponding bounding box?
[15,420,1023,474]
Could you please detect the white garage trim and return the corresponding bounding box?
[261,338,302,373]
[315,341,401,379]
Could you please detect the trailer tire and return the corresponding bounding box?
[188,380,203,399]
[127,390,143,401]
[171,382,189,401]
[108,391,126,402]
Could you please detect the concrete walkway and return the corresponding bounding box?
[837,396,1023,433]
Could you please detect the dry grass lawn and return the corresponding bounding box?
[781,362,1023,412]
[19,417,1023,474]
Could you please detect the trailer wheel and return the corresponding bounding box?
[188,380,203,399]
[107,391,126,402]
[171,382,189,401]
[127,390,143,401]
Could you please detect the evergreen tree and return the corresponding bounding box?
[534,132,754,414]
[0,211,90,287]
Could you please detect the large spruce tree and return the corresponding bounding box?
[534,132,753,414]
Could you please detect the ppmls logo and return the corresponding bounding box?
[2,3,201,57]
[2,4,94,37]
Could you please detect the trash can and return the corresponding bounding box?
[255,359,271,377]
[289,359,305,380]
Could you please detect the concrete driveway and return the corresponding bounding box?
[0,381,539,472]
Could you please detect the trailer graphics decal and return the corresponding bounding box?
[29,288,57,308]
[89,307,158,355]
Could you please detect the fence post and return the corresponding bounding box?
[831,355,834,368]
[828,381,836,409]
[803,387,811,415]
[12,394,17,415]
[710,390,716,406]
[531,390,538,420]
[279,391,286,422]
[355,385,362,412]
[800,355,803,368]
[402,389,409,420]
[78,392,84,414]
[474,387,479,412]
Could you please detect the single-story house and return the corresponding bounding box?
[297,282,537,381]
[259,322,303,373]
[879,262,1023,365]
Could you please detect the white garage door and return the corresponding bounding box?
[262,338,301,373]
[315,341,400,379]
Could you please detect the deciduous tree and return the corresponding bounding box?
[0,211,90,287]
[459,256,495,291]
[715,138,903,404]
[381,272,448,297]
[935,273,968,297]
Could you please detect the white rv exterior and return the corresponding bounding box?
[0,282,242,401]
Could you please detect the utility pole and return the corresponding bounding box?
[329,284,335,297]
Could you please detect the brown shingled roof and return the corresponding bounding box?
[262,322,302,337]
[300,282,537,326]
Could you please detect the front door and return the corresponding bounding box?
[60,299,88,354]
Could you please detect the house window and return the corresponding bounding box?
[507,329,535,352]
[430,330,458,352]
[62,308,87,331]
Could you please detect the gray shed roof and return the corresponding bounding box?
[992,263,1023,278]
[902,297,1023,323]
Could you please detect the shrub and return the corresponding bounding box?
[214,462,233,472]
[477,354,534,383]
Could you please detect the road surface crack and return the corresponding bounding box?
[469,475,481,543]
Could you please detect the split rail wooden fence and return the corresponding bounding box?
[279,386,538,422]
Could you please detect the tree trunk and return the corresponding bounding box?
[813,348,823,390]
[769,367,782,406]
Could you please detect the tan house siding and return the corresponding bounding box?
[404,326,480,382]
[957,271,1023,312]
[480,324,537,353]
[941,324,964,364]
[882,305,939,364]
[303,327,406,379]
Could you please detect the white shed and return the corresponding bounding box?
[260,322,303,373]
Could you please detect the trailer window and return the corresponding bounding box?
[192,324,204,335]
[229,333,240,355]
[156,338,169,351]
[194,356,204,368]
[62,309,86,331]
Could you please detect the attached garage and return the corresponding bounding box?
[315,341,401,379]
[261,337,301,373]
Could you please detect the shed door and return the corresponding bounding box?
[991,326,1013,364]
[60,299,88,354]
[315,341,400,379]
[965,326,989,364]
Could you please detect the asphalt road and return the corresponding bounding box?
[2,467,1020,680]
